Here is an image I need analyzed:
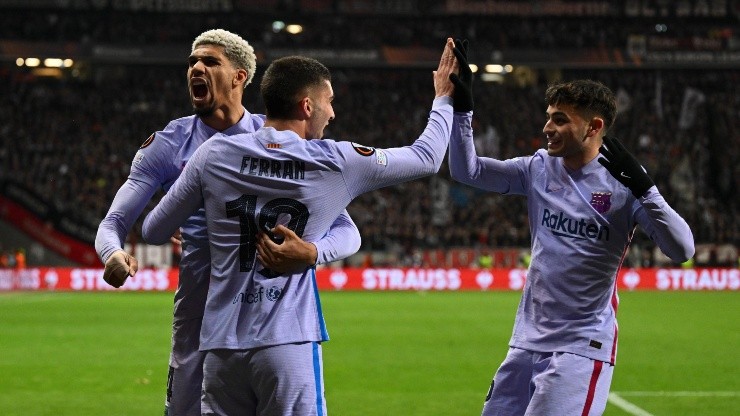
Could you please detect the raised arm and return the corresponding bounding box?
[447,41,522,194]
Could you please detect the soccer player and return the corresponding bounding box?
[140,38,462,415]
[95,29,361,416]
[448,65,695,413]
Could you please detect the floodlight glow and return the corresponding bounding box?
[469,64,478,73]
[272,21,285,32]
[286,24,303,34]
[44,58,64,67]
[25,58,40,67]
[481,73,504,83]
[504,65,513,72]
[16,58,24,66]
[485,64,504,73]
[63,59,74,67]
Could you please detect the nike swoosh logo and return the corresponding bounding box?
[620,172,631,179]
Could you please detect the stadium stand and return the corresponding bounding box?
[0,1,737,268]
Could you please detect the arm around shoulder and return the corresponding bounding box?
[313,210,361,265]
[142,141,211,244]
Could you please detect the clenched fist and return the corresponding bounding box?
[103,250,139,288]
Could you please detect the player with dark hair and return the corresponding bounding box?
[95,29,361,416]
[141,38,463,415]
[448,54,694,415]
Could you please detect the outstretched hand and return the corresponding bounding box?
[449,38,473,112]
[256,225,318,274]
[103,250,138,288]
[433,38,458,99]
[598,136,654,198]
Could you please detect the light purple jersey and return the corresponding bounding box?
[95,109,360,321]
[449,113,694,364]
[142,96,453,350]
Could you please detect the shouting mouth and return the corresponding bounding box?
[190,78,209,103]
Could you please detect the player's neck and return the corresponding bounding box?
[563,146,600,171]
[200,105,244,132]
[264,119,307,139]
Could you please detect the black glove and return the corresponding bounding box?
[449,38,473,113]
[598,136,654,198]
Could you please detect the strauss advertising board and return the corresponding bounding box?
[1,267,738,292]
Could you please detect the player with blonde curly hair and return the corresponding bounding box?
[96,29,361,416]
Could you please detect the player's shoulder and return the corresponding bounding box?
[533,148,548,160]
[527,148,549,167]
[313,139,372,155]
[138,115,198,151]
[206,131,247,150]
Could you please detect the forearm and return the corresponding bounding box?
[142,194,199,245]
[637,188,695,262]
[448,113,514,192]
[312,211,361,264]
[95,177,158,263]
[402,96,454,174]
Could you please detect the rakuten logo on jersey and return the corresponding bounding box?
[541,208,610,241]
[70,269,170,291]
[656,268,739,290]
[362,268,461,290]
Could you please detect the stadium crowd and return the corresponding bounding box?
[0,4,734,51]
[0,5,737,267]
[1,64,736,267]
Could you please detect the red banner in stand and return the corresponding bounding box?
[0,196,101,267]
[0,267,738,292]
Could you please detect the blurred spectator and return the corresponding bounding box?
[14,248,26,269]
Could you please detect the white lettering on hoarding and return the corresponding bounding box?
[122,269,169,291]
[0,270,13,290]
[44,270,59,289]
[476,271,494,289]
[656,268,739,290]
[508,269,527,290]
[361,269,461,290]
[70,268,169,291]
[0,269,41,290]
[71,269,113,291]
[329,271,348,289]
[622,270,640,290]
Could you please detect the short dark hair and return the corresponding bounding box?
[545,80,617,131]
[260,56,332,119]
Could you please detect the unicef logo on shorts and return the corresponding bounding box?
[266,286,283,302]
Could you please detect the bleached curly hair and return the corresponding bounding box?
[192,29,256,88]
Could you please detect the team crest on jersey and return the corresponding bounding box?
[139,133,155,149]
[590,192,612,214]
[351,142,375,156]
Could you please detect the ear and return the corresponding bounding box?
[588,117,605,137]
[234,68,248,88]
[297,96,312,120]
